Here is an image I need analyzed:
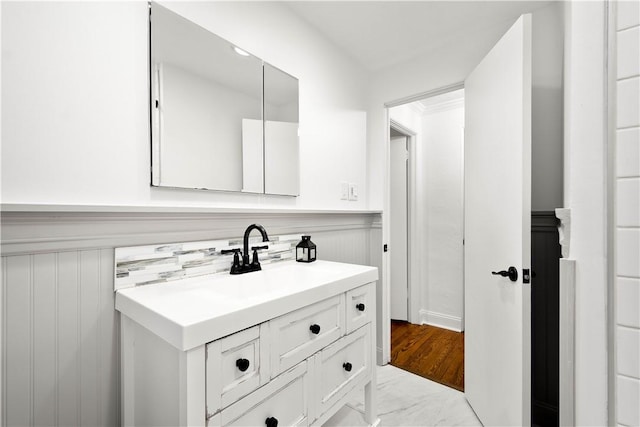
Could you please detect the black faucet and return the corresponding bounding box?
[222,224,270,275]
[221,224,269,274]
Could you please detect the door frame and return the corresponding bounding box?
[380,82,464,363]
[389,120,420,324]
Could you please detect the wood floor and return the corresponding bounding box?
[390,320,465,391]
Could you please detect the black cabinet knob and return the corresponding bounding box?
[236,358,250,372]
[343,362,353,372]
[265,417,278,427]
[356,303,366,311]
[309,324,321,335]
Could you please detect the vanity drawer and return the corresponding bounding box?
[206,324,270,414]
[345,282,374,334]
[212,362,309,427]
[316,325,371,415]
[270,295,344,376]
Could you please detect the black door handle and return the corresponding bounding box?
[491,266,518,282]
[309,324,321,334]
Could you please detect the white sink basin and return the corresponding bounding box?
[115,260,378,351]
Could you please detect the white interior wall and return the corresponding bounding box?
[421,103,465,331]
[614,1,640,425]
[1,1,369,210]
[531,2,564,211]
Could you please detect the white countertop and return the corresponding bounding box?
[115,260,378,351]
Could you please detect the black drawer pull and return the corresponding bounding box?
[309,324,321,335]
[236,358,250,372]
[356,303,366,311]
[343,362,353,372]
[265,417,278,427]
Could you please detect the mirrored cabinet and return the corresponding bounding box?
[150,2,299,196]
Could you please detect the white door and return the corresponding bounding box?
[464,14,532,426]
[390,135,408,321]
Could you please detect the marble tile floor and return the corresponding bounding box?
[325,365,482,427]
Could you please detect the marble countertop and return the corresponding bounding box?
[115,260,378,351]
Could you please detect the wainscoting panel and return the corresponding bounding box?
[1,208,380,426]
[2,250,118,427]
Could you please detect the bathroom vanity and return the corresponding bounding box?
[116,260,378,426]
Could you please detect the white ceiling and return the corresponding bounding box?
[284,1,552,71]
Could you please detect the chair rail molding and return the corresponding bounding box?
[1,205,382,255]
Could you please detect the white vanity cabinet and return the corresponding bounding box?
[116,261,378,427]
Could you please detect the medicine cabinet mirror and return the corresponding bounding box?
[149,2,299,196]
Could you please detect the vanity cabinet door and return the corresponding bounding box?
[269,295,344,376]
[211,362,309,427]
[315,325,371,416]
[206,324,269,415]
[345,283,374,334]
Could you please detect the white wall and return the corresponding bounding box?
[563,1,608,424]
[1,1,369,210]
[531,2,564,211]
[614,1,640,425]
[421,103,465,330]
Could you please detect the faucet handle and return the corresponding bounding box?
[221,248,242,275]
[249,245,268,271]
[221,248,241,255]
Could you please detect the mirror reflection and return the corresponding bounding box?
[150,3,299,195]
[264,64,300,196]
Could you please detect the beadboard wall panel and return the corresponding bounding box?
[2,250,118,427]
[1,210,380,427]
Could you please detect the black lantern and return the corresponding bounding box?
[296,235,316,263]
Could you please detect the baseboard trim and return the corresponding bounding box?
[419,310,463,332]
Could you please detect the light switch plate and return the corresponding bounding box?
[341,182,349,200]
[348,183,358,201]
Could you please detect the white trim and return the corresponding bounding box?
[421,98,465,115]
[0,203,381,215]
[384,81,465,108]
[559,259,576,427]
[1,210,381,255]
[419,310,463,332]
[606,1,617,425]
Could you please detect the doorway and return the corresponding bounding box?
[387,89,466,391]
[389,129,409,322]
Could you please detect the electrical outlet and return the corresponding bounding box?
[348,183,358,201]
[341,182,349,200]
